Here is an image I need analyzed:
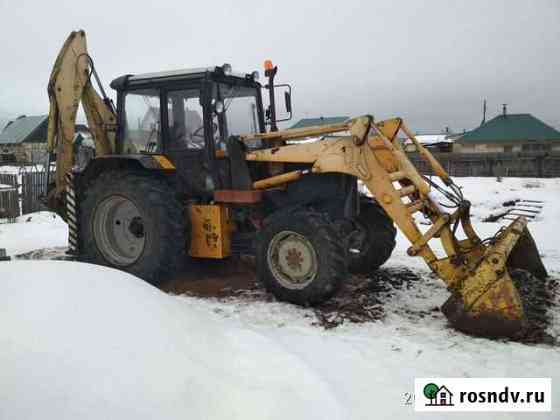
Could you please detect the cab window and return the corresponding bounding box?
[217,84,259,137]
[122,88,161,153]
[166,88,211,151]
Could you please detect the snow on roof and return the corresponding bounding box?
[414,134,453,144]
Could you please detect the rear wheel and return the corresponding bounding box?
[348,199,396,275]
[80,170,187,284]
[257,211,347,305]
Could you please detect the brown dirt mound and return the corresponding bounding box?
[514,274,559,345]
[312,267,421,328]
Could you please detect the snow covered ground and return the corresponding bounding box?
[0,212,67,255]
[0,177,559,419]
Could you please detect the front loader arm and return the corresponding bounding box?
[47,30,116,201]
[242,116,547,338]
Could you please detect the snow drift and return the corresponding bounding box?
[0,261,346,420]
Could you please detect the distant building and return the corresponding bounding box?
[404,133,454,153]
[290,116,349,129]
[454,113,560,153]
[0,115,48,163]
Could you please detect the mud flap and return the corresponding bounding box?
[442,217,547,338]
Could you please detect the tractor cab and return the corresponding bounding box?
[110,65,265,154]
[108,63,291,195]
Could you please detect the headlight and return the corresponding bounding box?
[214,100,224,114]
[222,63,232,76]
[251,70,260,81]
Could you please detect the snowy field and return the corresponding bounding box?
[0,177,559,419]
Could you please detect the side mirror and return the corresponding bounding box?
[284,91,292,114]
[268,83,292,124]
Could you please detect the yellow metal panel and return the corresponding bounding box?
[189,204,233,259]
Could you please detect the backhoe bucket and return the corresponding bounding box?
[442,217,547,338]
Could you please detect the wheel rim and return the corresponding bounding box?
[93,195,146,266]
[266,230,318,290]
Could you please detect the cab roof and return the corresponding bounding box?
[110,66,257,91]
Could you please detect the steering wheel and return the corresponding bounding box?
[192,122,218,139]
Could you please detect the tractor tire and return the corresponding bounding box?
[80,170,187,285]
[348,199,396,275]
[256,211,347,306]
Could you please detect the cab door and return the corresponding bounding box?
[163,84,217,196]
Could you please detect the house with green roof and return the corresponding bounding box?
[290,116,349,130]
[454,113,560,153]
[0,115,49,163]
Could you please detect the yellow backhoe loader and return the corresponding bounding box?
[45,30,548,339]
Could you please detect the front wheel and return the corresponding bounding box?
[348,199,397,275]
[256,211,347,306]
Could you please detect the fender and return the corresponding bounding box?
[64,154,176,256]
[77,154,176,189]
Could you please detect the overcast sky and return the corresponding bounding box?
[0,0,558,132]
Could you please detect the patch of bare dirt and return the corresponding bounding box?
[15,247,70,260]
[161,258,421,328]
[160,256,261,298]
[516,276,559,346]
[312,267,422,328]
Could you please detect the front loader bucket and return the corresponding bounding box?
[442,217,548,338]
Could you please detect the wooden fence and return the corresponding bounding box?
[0,169,54,222]
[0,173,19,221]
[0,189,19,221]
[21,171,52,215]
[408,151,560,178]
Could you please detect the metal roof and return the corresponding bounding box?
[290,116,349,129]
[0,115,48,145]
[457,113,560,144]
[128,67,249,82]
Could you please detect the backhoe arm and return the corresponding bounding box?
[47,30,116,203]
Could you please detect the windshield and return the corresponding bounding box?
[217,84,260,137]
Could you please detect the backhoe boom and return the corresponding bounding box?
[46,30,116,208]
